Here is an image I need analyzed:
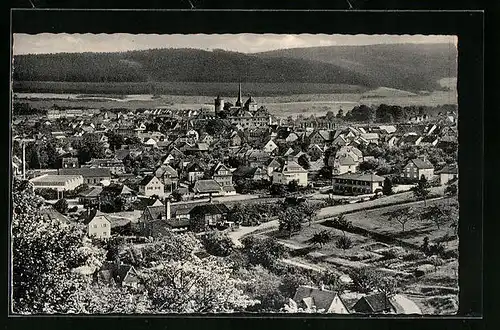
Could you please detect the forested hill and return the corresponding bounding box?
[13,44,456,92]
[255,43,457,91]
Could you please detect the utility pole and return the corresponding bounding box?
[22,141,26,179]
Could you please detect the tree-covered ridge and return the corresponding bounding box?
[13,44,456,92]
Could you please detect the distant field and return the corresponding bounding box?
[12,81,368,96]
[14,89,457,119]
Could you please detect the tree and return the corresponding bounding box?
[241,236,286,270]
[387,206,414,232]
[278,207,303,238]
[359,159,379,172]
[237,265,287,312]
[445,183,458,197]
[336,109,344,118]
[140,258,258,313]
[349,267,383,294]
[75,283,150,314]
[382,177,394,196]
[412,175,431,205]
[287,180,299,193]
[421,236,430,254]
[73,134,106,164]
[270,183,288,197]
[53,198,69,214]
[201,231,235,257]
[429,255,444,272]
[106,132,126,151]
[12,178,107,314]
[377,277,398,297]
[422,204,452,230]
[297,154,310,170]
[331,214,352,235]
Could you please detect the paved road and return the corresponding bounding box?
[391,294,422,314]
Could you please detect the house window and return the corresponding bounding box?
[93,224,97,228]
[103,232,107,236]
[102,223,107,227]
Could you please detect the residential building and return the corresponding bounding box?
[332,172,385,195]
[403,158,435,180]
[210,162,233,188]
[292,285,350,314]
[352,292,396,314]
[155,164,179,193]
[85,213,112,239]
[62,157,79,168]
[95,261,140,288]
[192,179,224,197]
[436,163,458,185]
[85,158,125,174]
[273,160,308,187]
[186,162,206,184]
[189,203,230,227]
[138,175,165,198]
[78,186,103,207]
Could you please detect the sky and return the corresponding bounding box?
[13,33,457,55]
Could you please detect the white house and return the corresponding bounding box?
[403,158,435,180]
[292,286,350,314]
[262,139,279,154]
[86,214,112,240]
[436,163,458,185]
[138,175,165,197]
[273,160,308,186]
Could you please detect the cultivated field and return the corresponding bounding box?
[261,195,459,315]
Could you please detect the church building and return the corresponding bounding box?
[215,83,271,129]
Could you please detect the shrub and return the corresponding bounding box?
[53,198,68,214]
[68,206,79,213]
[335,235,353,250]
[201,231,235,257]
[402,251,427,261]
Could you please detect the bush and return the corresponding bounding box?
[402,251,427,261]
[53,198,69,214]
[201,231,234,257]
[68,206,79,213]
[335,235,353,250]
[35,188,58,200]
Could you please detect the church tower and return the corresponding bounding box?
[214,95,224,112]
[235,82,242,107]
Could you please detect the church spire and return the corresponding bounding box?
[235,82,242,107]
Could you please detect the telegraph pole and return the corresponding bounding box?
[22,141,26,179]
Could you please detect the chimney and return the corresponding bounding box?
[209,193,213,204]
[165,197,171,221]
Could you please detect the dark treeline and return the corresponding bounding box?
[14,44,456,92]
[344,104,457,123]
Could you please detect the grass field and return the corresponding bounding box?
[340,197,458,248]
[13,80,457,118]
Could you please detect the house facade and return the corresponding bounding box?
[403,158,435,180]
[273,160,308,187]
[138,175,165,198]
[436,163,458,185]
[292,286,350,314]
[332,173,385,195]
[86,214,112,239]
